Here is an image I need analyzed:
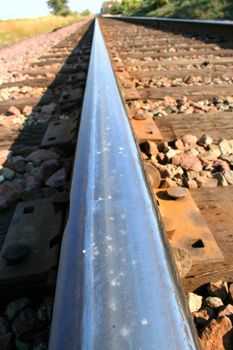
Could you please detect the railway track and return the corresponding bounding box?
[97,16,233,349]
[99,16,233,285]
[1,15,233,350]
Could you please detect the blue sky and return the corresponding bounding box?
[0,0,103,19]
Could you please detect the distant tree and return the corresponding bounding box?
[110,3,123,14]
[47,0,71,16]
[81,9,91,16]
[141,0,168,9]
[109,0,142,14]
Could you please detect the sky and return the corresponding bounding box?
[0,0,103,19]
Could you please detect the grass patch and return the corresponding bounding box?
[0,14,84,46]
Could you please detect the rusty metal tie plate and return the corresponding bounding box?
[131,118,163,141]
[155,189,224,264]
[41,118,77,149]
[0,198,64,286]
[59,88,83,103]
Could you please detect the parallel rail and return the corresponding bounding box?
[49,18,199,350]
[105,15,233,39]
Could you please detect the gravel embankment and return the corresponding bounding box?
[0,19,89,82]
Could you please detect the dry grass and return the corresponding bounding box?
[0,15,83,46]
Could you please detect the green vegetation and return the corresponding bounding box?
[110,0,142,15]
[110,0,233,20]
[47,0,71,16]
[0,15,82,46]
[80,9,91,16]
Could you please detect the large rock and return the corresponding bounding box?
[172,152,202,171]
[172,246,192,278]
[22,105,33,116]
[193,307,215,327]
[25,149,59,166]
[133,108,147,120]
[181,134,197,150]
[187,179,198,189]
[219,139,233,157]
[8,106,21,117]
[1,116,15,127]
[41,102,56,114]
[12,116,26,126]
[196,145,206,154]
[218,304,233,321]
[207,281,228,301]
[166,164,184,178]
[26,162,39,176]
[45,168,66,188]
[164,95,176,107]
[205,296,224,308]
[0,181,20,203]
[6,298,31,322]
[187,292,203,313]
[12,178,26,191]
[166,147,181,160]
[221,154,233,166]
[6,156,26,174]
[0,167,15,180]
[186,170,199,180]
[189,147,199,157]
[175,139,185,151]
[199,317,233,350]
[37,159,60,183]
[224,170,233,185]
[198,144,221,161]
[24,175,40,192]
[13,146,36,158]
[36,113,53,124]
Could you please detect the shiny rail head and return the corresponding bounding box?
[102,14,233,26]
[103,15,233,40]
[49,18,200,350]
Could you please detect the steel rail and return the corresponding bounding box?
[103,14,233,26]
[104,15,233,39]
[49,18,199,350]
